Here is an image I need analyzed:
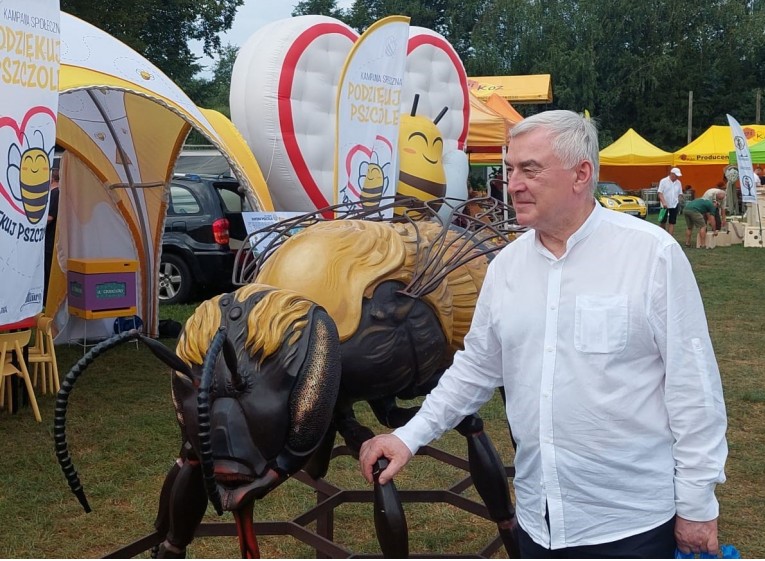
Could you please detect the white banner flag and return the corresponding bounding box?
[727,114,758,204]
[0,0,61,326]
[334,16,410,217]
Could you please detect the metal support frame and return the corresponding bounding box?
[104,445,515,559]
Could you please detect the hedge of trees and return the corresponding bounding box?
[64,0,765,150]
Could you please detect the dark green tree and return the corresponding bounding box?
[61,0,243,93]
[293,0,348,18]
[197,45,239,117]
[344,0,447,35]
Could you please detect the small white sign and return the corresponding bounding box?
[242,211,304,253]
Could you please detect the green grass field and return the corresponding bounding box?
[1,215,763,558]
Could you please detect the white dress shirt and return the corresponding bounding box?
[394,203,728,549]
[658,176,683,208]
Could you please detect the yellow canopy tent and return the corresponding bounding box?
[464,92,510,207]
[467,75,553,104]
[466,92,510,166]
[599,128,673,191]
[485,93,524,125]
[49,13,274,341]
[673,124,765,197]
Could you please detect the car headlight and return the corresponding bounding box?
[603,198,617,208]
[637,198,645,205]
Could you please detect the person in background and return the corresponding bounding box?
[678,184,693,214]
[44,168,60,300]
[657,167,683,235]
[684,191,724,248]
[754,166,764,185]
[359,110,727,558]
[703,183,727,231]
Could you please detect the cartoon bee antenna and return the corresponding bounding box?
[409,93,448,125]
[411,93,420,116]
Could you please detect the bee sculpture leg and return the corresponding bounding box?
[329,404,408,559]
[152,445,208,559]
[455,415,519,558]
[368,396,420,429]
[370,398,519,558]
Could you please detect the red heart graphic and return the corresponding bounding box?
[231,16,470,210]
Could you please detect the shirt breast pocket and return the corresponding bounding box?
[574,294,629,354]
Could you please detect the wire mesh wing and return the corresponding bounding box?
[232,195,526,293]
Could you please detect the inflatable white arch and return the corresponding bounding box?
[231,15,471,213]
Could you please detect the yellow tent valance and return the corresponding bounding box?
[467,74,552,104]
[675,125,765,165]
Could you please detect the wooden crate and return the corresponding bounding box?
[744,226,765,248]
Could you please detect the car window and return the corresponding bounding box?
[169,184,202,215]
[175,153,233,177]
[217,187,244,213]
[598,182,625,196]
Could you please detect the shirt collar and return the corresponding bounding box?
[533,201,601,261]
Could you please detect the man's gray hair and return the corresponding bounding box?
[509,110,599,191]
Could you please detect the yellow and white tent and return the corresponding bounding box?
[49,13,274,341]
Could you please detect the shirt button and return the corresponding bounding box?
[543,392,550,398]
[545,346,553,352]
[550,304,557,310]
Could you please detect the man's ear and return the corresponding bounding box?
[572,160,595,194]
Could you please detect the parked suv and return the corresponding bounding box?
[160,175,249,304]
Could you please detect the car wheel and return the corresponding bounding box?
[158,254,194,304]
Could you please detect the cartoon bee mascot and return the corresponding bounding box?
[395,94,448,217]
[7,129,55,225]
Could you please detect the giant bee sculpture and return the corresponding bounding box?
[55,196,524,558]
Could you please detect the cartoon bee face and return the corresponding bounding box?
[358,156,390,211]
[7,129,55,225]
[396,94,448,218]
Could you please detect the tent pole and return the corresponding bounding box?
[87,90,154,335]
[502,146,508,222]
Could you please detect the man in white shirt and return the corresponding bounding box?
[658,167,684,235]
[359,110,727,558]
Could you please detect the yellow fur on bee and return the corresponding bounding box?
[176,284,312,366]
[257,221,407,342]
[254,219,494,351]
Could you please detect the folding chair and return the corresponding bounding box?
[0,330,41,422]
[28,315,60,395]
